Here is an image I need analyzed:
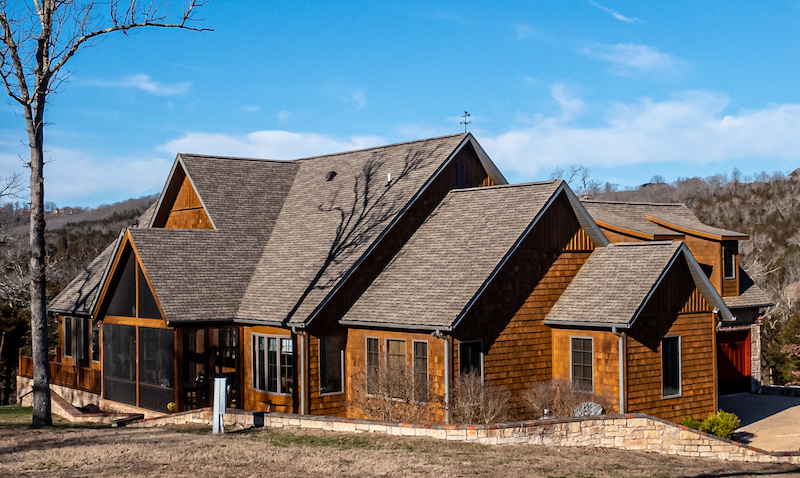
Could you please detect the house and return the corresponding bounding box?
[21,134,743,424]
[581,200,773,395]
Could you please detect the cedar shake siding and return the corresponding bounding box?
[454,193,596,417]
[625,259,716,422]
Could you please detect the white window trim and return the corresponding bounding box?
[319,336,345,397]
[459,340,484,382]
[251,332,293,396]
[412,339,429,403]
[723,246,737,280]
[365,336,380,397]
[662,335,682,399]
[569,336,594,393]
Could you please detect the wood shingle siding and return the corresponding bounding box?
[625,260,716,422]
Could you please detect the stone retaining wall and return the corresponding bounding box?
[126,409,800,464]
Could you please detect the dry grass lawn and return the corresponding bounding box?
[1,406,799,477]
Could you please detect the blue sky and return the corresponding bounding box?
[4,1,800,207]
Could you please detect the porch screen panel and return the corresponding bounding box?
[138,327,175,412]
[103,324,136,406]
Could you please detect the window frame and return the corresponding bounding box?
[723,245,736,279]
[385,338,407,400]
[458,340,484,380]
[569,336,594,393]
[662,335,682,399]
[412,340,429,403]
[365,337,380,396]
[64,316,73,357]
[91,320,101,363]
[251,332,293,396]
[318,335,345,396]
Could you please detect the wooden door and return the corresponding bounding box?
[717,330,751,395]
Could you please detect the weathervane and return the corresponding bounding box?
[460,111,471,133]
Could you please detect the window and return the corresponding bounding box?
[64,317,73,357]
[570,337,593,392]
[320,335,344,395]
[91,320,100,362]
[662,336,681,398]
[386,339,407,399]
[366,337,379,395]
[459,341,482,376]
[252,334,293,395]
[413,341,428,402]
[723,245,736,279]
[457,162,467,188]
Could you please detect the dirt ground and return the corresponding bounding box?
[2,420,799,478]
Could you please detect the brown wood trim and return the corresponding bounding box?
[594,219,682,241]
[102,316,168,328]
[645,215,749,241]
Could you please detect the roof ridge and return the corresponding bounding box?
[449,179,560,194]
[179,153,296,164]
[582,199,685,206]
[609,240,679,247]
[291,133,466,162]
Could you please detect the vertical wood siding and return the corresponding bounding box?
[163,175,213,229]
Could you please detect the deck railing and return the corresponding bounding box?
[18,349,101,394]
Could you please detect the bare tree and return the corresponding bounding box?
[0,0,209,426]
[452,371,512,424]
[0,173,21,200]
[348,362,440,424]
[549,164,601,196]
[522,379,613,418]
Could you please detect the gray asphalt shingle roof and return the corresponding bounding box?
[545,242,683,327]
[341,181,563,329]
[724,270,774,309]
[582,200,747,239]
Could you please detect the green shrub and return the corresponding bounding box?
[679,416,702,430]
[699,410,741,439]
[682,411,740,439]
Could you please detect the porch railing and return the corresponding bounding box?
[18,349,101,395]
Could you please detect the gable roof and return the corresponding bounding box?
[340,181,608,330]
[49,203,157,317]
[582,200,748,241]
[236,134,491,325]
[544,241,733,329]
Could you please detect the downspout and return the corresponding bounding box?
[612,327,625,414]
[292,326,306,415]
[433,330,450,425]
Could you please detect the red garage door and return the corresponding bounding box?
[717,330,751,395]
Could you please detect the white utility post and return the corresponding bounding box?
[212,377,227,434]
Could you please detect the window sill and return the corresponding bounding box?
[319,391,344,397]
[662,393,682,399]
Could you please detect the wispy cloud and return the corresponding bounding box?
[482,89,800,178]
[513,23,535,40]
[348,89,368,109]
[157,130,384,160]
[579,42,678,76]
[588,1,640,23]
[90,74,191,96]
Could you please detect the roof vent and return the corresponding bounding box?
[387,172,392,185]
[326,171,337,181]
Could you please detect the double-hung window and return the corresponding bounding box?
[459,341,482,377]
[723,245,736,279]
[386,339,406,399]
[662,336,681,398]
[413,341,428,402]
[570,337,593,392]
[252,334,294,395]
[366,337,380,395]
[319,335,344,395]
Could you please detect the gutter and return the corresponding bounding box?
[433,329,451,424]
[292,325,307,415]
[612,326,626,414]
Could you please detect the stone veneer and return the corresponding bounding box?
[125,409,800,464]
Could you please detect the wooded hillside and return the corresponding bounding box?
[0,195,156,404]
[594,170,800,385]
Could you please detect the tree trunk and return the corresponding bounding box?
[27,97,51,427]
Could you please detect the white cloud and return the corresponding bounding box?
[348,89,368,109]
[157,130,385,160]
[513,23,535,40]
[551,83,586,121]
[481,89,800,178]
[579,43,677,76]
[588,1,640,23]
[276,110,292,124]
[90,74,191,96]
